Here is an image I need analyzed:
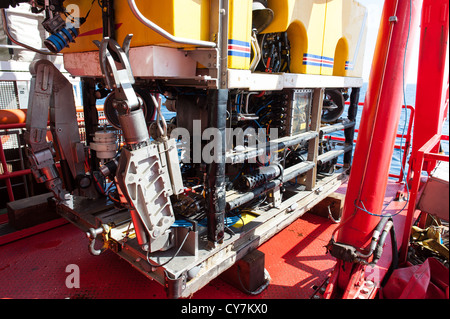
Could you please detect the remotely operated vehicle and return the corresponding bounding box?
[0,0,447,299]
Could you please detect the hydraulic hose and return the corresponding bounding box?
[381,223,398,287]
[356,217,390,259]
[371,218,395,265]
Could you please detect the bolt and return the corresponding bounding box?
[360,287,370,294]
[389,16,398,23]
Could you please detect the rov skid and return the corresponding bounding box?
[1,0,369,298]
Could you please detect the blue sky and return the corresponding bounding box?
[358,0,421,83]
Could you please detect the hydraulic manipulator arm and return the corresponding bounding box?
[96,36,184,253]
[24,60,98,201]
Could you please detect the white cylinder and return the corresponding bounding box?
[90,131,118,160]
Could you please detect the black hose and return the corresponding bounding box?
[381,224,398,287]
[357,216,390,259]
[371,218,393,264]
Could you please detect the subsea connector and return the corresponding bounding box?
[44,24,79,53]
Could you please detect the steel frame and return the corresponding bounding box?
[400,134,449,264]
[58,167,348,298]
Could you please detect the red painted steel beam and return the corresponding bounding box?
[328,0,423,297]
[337,0,422,249]
[410,0,449,174]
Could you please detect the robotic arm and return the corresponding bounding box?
[15,0,185,253]
[96,36,184,253]
[24,59,99,201]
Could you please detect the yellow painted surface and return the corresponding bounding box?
[227,0,253,69]
[63,0,211,53]
[62,0,366,75]
[263,0,367,77]
[339,0,367,77]
[232,212,258,228]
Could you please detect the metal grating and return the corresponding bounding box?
[0,81,20,110]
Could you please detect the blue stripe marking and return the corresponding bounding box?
[303,53,334,62]
[303,61,334,68]
[228,39,250,47]
[228,51,251,58]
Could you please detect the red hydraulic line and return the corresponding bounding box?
[328,0,423,296]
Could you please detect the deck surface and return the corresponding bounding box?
[0,181,409,299]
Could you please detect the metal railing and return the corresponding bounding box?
[324,103,416,183]
[0,107,109,215]
[399,134,450,264]
[0,122,29,204]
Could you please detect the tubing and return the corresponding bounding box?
[356,217,390,259]
[381,224,398,287]
[126,0,216,48]
[1,9,57,56]
[319,121,355,137]
[317,145,353,166]
[371,219,394,265]
[227,161,315,211]
[227,179,281,211]
[227,131,318,164]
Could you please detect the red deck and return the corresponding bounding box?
[0,180,410,299]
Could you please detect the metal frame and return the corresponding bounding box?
[58,165,348,298]
[61,0,362,297]
[400,134,449,264]
[326,103,416,182]
[0,123,30,203]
